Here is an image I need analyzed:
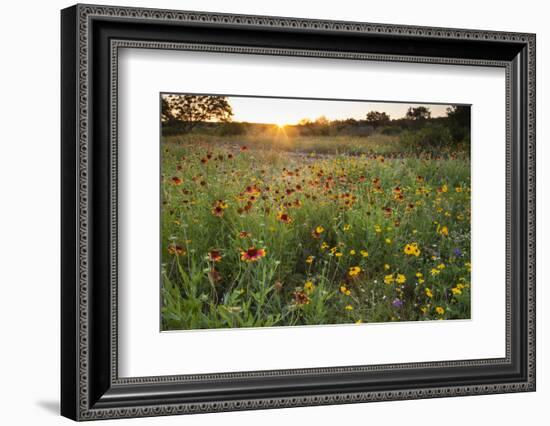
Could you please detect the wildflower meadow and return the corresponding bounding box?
[161,95,471,330]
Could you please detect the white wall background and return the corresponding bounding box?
[0,0,546,424]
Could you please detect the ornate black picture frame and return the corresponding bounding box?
[61,4,536,421]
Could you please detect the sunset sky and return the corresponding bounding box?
[223,95,452,125]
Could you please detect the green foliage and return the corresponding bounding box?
[400,123,454,154]
[446,105,471,144]
[379,125,402,136]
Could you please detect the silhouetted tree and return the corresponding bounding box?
[446,105,471,142]
[161,97,176,123]
[405,106,431,121]
[162,95,233,133]
[365,111,390,128]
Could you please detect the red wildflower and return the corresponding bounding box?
[240,247,266,262]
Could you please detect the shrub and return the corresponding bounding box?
[400,123,453,153]
[379,125,402,136]
[216,122,247,136]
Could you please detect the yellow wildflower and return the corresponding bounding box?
[435,306,445,315]
[437,224,449,236]
[305,255,314,264]
[384,274,394,285]
[396,274,406,284]
[348,266,361,277]
[340,285,351,296]
[360,250,369,258]
[404,243,421,257]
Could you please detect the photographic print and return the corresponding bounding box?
[160,94,471,331]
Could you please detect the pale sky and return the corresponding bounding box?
[226,96,452,125]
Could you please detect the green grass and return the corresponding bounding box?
[161,135,471,330]
[165,133,402,155]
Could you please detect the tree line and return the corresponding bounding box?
[162,95,470,150]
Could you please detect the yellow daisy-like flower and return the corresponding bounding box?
[435,306,445,315]
[374,225,382,233]
[344,305,354,311]
[385,238,392,244]
[420,306,428,314]
[416,272,423,278]
[335,252,343,258]
[343,224,351,232]
[430,268,440,276]
[360,250,369,258]
[349,249,356,255]
[311,226,325,239]
[404,243,421,257]
[384,264,390,270]
[348,266,361,277]
[340,285,351,296]
[305,255,314,264]
[320,242,329,250]
[437,263,446,270]
[437,224,449,236]
[304,281,315,293]
[396,274,406,284]
[384,274,394,285]
[451,287,462,295]
[425,288,433,298]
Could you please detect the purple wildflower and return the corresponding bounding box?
[453,247,463,257]
[391,298,404,309]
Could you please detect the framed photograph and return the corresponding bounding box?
[61,4,536,421]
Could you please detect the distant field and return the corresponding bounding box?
[160,134,471,330]
[164,133,403,155]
